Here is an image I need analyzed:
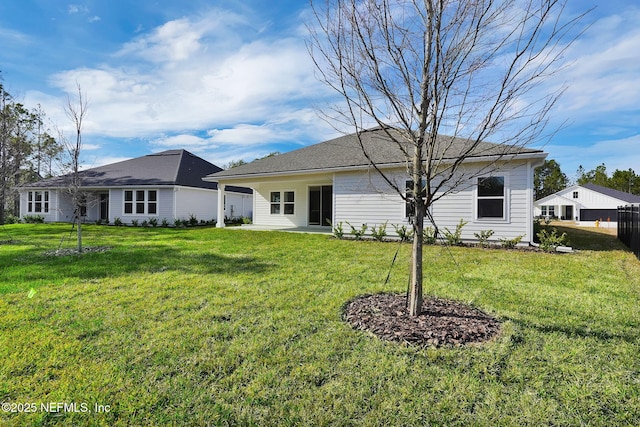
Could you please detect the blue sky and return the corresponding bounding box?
[1,0,639,181]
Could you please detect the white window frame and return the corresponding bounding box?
[475,175,508,221]
[123,189,158,216]
[27,191,49,213]
[269,190,295,215]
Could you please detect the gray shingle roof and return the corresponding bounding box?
[22,150,250,194]
[582,183,640,204]
[207,127,545,179]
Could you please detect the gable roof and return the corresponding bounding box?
[581,183,640,204]
[21,150,249,193]
[206,127,545,180]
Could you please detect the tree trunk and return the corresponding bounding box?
[408,144,425,316]
[77,214,82,253]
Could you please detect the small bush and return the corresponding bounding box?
[346,222,367,240]
[370,221,388,242]
[474,229,495,247]
[131,219,139,227]
[148,218,158,227]
[114,217,123,226]
[188,214,198,227]
[23,215,45,223]
[537,228,569,252]
[174,218,184,228]
[242,216,252,225]
[4,213,20,224]
[328,220,345,239]
[500,235,523,249]
[161,218,169,228]
[443,219,467,246]
[423,226,437,244]
[141,220,149,227]
[393,224,413,242]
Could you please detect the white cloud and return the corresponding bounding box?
[26,8,332,144]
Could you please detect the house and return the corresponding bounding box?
[534,183,640,226]
[204,128,547,244]
[19,150,252,224]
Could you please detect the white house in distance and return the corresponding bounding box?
[534,182,640,227]
[19,150,252,224]
[204,128,547,244]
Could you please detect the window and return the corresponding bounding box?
[270,192,281,214]
[124,190,158,215]
[284,191,295,215]
[477,176,505,219]
[27,191,49,213]
[548,206,555,217]
[270,191,295,215]
[572,191,578,199]
[405,180,426,218]
[541,206,547,216]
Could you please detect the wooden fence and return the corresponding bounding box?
[618,204,640,260]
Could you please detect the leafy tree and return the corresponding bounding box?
[609,168,640,195]
[576,163,608,187]
[534,159,568,200]
[309,0,587,315]
[224,159,247,169]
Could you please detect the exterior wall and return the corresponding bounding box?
[238,159,536,243]
[249,173,333,228]
[109,188,175,224]
[19,189,63,222]
[174,186,216,221]
[225,192,253,219]
[334,161,534,243]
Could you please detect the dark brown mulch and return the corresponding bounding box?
[343,293,501,347]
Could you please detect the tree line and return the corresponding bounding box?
[534,159,640,200]
[1,75,62,224]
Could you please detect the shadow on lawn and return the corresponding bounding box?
[17,243,272,283]
[506,316,638,344]
[544,224,627,252]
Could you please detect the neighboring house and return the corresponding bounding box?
[204,128,547,244]
[534,183,640,226]
[19,150,252,224]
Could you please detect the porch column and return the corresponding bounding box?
[216,183,225,228]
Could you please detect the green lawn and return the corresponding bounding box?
[1,223,638,426]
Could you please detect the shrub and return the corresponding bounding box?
[188,214,198,227]
[4,213,20,224]
[393,224,413,242]
[474,229,495,247]
[23,215,45,223]
[423,226,437,244]
[161,218,169,228]
[346,222,367,240]
[328,220,345,239]
[443,219,467,246]
[131,219,139,227]
[370,221,388,242]
[141,220,149,227]
[242,216,252,225]
[537,228,568,252]
[114,217,123,226]
[174,218,183,228]
[500,235,523,249]
[149,218,158,227]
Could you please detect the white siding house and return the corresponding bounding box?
[19,150,252,225]
[534,183,640,227]
[205,128,546,244]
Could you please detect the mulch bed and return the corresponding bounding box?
[343,293,501,347]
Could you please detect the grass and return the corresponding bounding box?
[0,223,638,426]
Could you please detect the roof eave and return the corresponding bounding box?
[205,151,546,182]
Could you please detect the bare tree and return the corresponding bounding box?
[60,84,88,252]
[308,0,588,315]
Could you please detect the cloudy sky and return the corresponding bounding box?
[0,0,638,180]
